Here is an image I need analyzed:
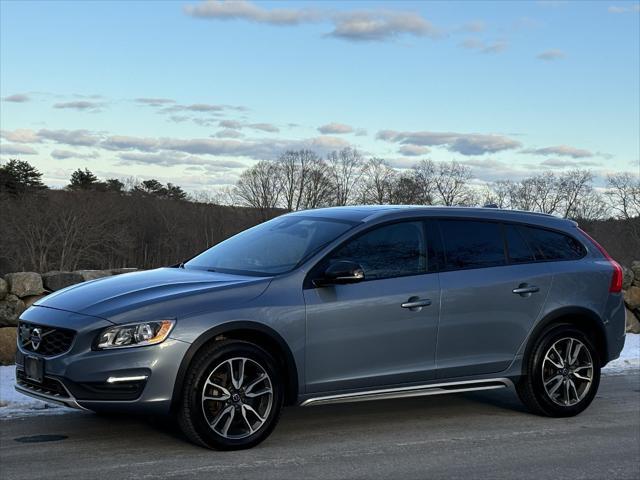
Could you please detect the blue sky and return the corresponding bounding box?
[1,0,639,192]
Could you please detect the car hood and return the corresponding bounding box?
[35,267,272,323]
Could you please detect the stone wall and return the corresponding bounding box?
[0,268,136,364]
[623,262,640,334]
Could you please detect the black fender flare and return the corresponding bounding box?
[520,306,607,371]
[170,321,300,409]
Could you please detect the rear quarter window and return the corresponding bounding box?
[517,226,585,261]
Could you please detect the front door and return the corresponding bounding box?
[303,221,440,394]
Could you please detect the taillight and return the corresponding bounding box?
[578,228,623,293]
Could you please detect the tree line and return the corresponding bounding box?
[231,148,640,221]
[1,154,638,274]
[0,160,271,274]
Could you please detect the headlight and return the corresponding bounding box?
[96,320,175,350]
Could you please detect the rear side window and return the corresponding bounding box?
[327,221,426,280]
[518,226,585,261]
[505,224,536,264]
[440,220,506,270]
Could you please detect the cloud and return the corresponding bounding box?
[460,38,508,54]
[219,120,243,129]
[181,103,226,112]
[184,0,322,25]
[522,145,593,158]
[135,97,176,106]
[3,93,30,103]
[539,158,601,168]
[50,149,99,160]
[377,130,522,155]
[0,129,41,143]
[398,145,430,156]
[38,129,102,147]
[317,122,355,134]
[328,10,439,42]
[53,100,103,112]
[460,20,486,33]
[117,151,247,169]
[217,120,279,133]
[248,123,280,133]
[304,135,351,152]
[102,135,160,151]
[608,5,640,13]
[100,132,351,159]
[214,129,244,138]
[0,144,38,155]
[536,49,565,61]
[460,159,532,182]
[185,1,439,42]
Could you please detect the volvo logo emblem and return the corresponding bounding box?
[30,328,43,351]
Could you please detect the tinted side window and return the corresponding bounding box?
[518,226,585,261]
[327,222,426,280]
[505,224,536,263]
[440,220,506,270]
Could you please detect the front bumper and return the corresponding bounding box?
[15,306,190,414]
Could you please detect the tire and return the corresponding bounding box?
[177,340,284,450]
[516,324,601,417]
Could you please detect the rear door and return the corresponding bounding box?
[435,220,552,378]
[303,220,441,393]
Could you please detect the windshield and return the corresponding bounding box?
[185,216,356,275]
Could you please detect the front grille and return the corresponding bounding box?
[16,370,70,399]
[18,322,75,357]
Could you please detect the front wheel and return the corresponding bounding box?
[177,340,283,450]
[517,325,601,417]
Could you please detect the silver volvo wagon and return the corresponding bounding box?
[15,206,626,450]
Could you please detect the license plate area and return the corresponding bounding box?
[24,356,44,384]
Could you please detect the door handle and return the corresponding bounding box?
[512,284,540,295]
[401,298,432,310]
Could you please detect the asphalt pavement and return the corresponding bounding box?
[1,373,639,480]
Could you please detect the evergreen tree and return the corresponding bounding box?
[68,168,99,190]
[0,159,47,194]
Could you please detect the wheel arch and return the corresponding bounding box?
[170,321,300,410]
[522,306,608,370]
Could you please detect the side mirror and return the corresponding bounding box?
[314,261,365,287]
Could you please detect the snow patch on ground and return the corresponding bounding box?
[602,332,640,374]
[1,334,639,418]
[0,366,74,418]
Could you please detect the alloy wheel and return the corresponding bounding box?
[201,357,273,439]
[541,337,594,407]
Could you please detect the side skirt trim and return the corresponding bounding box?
[300,378,513,407]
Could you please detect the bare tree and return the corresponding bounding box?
[410,159,436,204]
[233,161,282,219]
[606,172,640,219]
[326,147,364,206]
[484,180,513,208]
[301,159,333,209]
[388,173,424,205]
[572,189,610,220]
[559,169,593,218]
[277,150,329,211]
[530,172,563,214]
[360,158,397,204]
[433,161,474,206]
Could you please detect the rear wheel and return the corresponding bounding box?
[517,325,600,417]
[177,340,283,450]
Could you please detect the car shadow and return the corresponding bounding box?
[72,386,530,450]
